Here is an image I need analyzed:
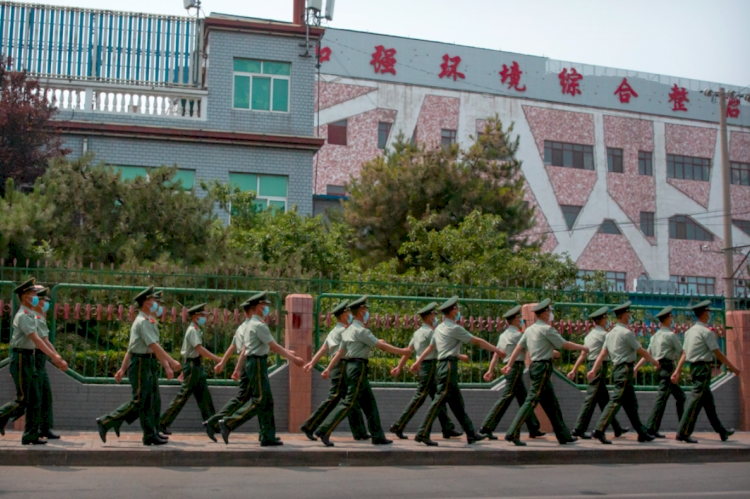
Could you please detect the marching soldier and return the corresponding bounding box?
[411,296,503,446]
[314,296,410,447]
[96,286,182,446]
[31,286,61,440]
[0,279,68,444]
[675,300,740,443]
[634,306,685,438]
[300,301,370,441]
[503,299,587,446]
[479,305,544,441]
[588,301,659,444]
[159,303,221,435]
[568,306,627,439]
[389,302,462,440]
[218,291,304,446]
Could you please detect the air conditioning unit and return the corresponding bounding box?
[308,0,323,11]
[184,0,199,9]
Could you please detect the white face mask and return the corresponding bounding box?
[548,312,555,323]
[432,317,438,327]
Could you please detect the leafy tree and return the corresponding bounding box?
[0,178,55,262]
[0,56,68,195]
[342,116,535,267]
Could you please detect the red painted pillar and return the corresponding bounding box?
[726,311,750,431]
[521,303,553,433]
[285,294,313,432]
[292,0,306,25]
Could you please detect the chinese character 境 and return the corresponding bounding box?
[614,78,638,103]
[371,45,397,75]
[439,54,465,81]
[499,61,526,92]
[559,68,583,96]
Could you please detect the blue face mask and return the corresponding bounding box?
[42,301,50,313]
[197,316,207,326]
[30,296,39,307]
[347,314,354,325]
[363,311,370,323]
[262,306,270,318]
[519,319,525,328]
[150,301,159,313]
[433,317,439,327]
[455,311,461,321]
[156,305,164,317]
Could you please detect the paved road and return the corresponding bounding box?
[1,463,749,498]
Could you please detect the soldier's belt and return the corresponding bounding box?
[346,358,368,364]
[34,350,47,356]
[248,354,268,359]
[531,359,553,364]
[186,357,202,365]
[688,361,711,367]
[440,356,459,362]
[614,361,635,367]
[131,353,156,359]
[11,348,36,354]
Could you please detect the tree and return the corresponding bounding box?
[0,56,68,195]
[342,116,535,268]
[0,178,55,263]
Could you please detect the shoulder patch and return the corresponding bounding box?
[24,310,30,315]
[36,315,42,319]
[149,319,155,323]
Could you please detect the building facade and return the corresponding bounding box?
[313,28,750,295]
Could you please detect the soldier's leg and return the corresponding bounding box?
[159,363,197,430]
[139,363,160,441]
[536,367,573,443]
[574,369,601,433]
[591,365,623,434]
[594,364,627,434]
[677,368,704,437]
[99,358,148,432]
[505,361,546,440]
[316,362,367,438]
[516,374,542,434]
[696,374,726,435]
[223,358,265,431]
[671,382,686,422]
[302,368,345,433]
[0,352,36,435]
[206,370,251,431]
[355,377,386,440]
[256,367,277,444]
[646,367,672,433]
[36,357,54,433]
[416,361,451,439]
[392,362,433,432]
[193,367,216,423]
[482,362,521,432]
[445,385,477,437]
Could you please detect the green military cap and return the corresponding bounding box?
[14,278,36,296]
[34,286,50,299]
[588,306,609,320]
[654,305,673,321]
[437,296,459,313]
[152,290,164,302]
[417,302,438,317]
[242,291,271,309]
[612,300,632,315]
[532,298,552,313]
[690,299,712,314]
[133,286,155,305]
[503,304,522,319]
[188,303,207,316]
[349,295,369,311]
[331,300,349,317]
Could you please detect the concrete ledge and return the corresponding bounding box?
[1,431,748,467]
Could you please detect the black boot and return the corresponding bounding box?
[572,429,591,439]
[372,437,393,445]
[354,434,372,441]
[529,430,546,438]
[442,429,463,438]
[41,430,60,440]
[415,435,438,446]
[261,439,284,447]
[219,420,231,445]
[143,436,168,446]
[319,434,334,447]
[592,430,612,444]
[479,427,498,440]
[637,433,654,443]
[203,421,217,442]
[721,429,735,442]
[22,438,47,445]
[504,434,526,446]
[676,433,698,443]
[647,430,665,438]
[301,426,317,441]
[390,425,408,439]
[614,426,630,437]
[96,418,108,443]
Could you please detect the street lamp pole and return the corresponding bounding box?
[718,88,734,311]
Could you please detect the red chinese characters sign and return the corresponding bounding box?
[559,68,583,96]
[499,62,526,92]
[316,46,331,63]
[614,78,638,103]
[727,97,740,119]
[371,45,397,75]
[668,84,689,111]
[439,54,465,81]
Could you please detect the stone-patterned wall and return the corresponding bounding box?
[576,233,647,284]
[665,124,717,208]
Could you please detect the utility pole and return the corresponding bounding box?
[718,87,734,311]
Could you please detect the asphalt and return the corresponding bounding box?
[1,430,749,467]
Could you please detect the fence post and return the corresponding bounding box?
[285,294,313,433]
[726,310,750,431]
[521,303,553,433]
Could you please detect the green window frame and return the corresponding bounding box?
[228,173,288,213]
[113,166,195,190]
[233,59,291,113]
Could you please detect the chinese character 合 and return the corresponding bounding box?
[316,46,331,63]
[371,45,397,75]
[668,84,689,111]
[614,78,638,103]
[499,61,526,92]
[727,97,740,119]
[559,68,583,96]
[439,54,465,81]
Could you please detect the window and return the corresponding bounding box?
[736,279,749,298]
[544,141,594,170]
[670,275,715,295]
[560,205,582,230]
[228,173,288,212]
[669,215,714,241]
[441,129,457,148]
[233,59,290,112]
[114,166,195,190]
[576,270,627,291]
[168,169,196,190]
[734,219,750,236]
[638,151,653,176]
[640,211,655,237]
[327,120,347,146]
[326,185,346,197]
[667,154,711,181]
[377,122,392,150]
[607,147,623,173]
[599,219,622,235]
[731,162,750,186]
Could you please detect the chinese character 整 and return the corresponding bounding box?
[439,54,465,81]
[727,97,740,119]
[668,84,689,111]
[371,45,397,75]
[316,46,331,63]
[499,61,526,92]
[614,78,638,103]
[559,68,583,96]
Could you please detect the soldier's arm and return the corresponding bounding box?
[304,343,329,373]
[714,349,740,375]
[214,344,237,374]
[587,347,608,379]
[195,345,221,363]
[148,342,181,378]
[233,347,247,380]
[501,343,524,369]
[633,357,646,374]
[376,339,411,356]
[322,347,346,378]
[28,333,67,370]
[410,343,435,372]
[636,347,660,370]
[42,337,60,356]
[567,350,587,380]
[670,351,687,384]
[269,340,304,366]
[484,352,501,382]
[561,340,588,352]
[469,337,504,357]
[391,345,415,377]
[115,352,132,383]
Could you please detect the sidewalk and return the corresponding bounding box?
[1,430,749,467]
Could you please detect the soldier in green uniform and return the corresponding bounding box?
[411,296,504,446]
[300,301,369,442]
[314,296,411,447]
[479,305,544,441]
[588,301,659,444]
[389,302,462,440]
[502,299,588,446]
[218,291,304,446]
[0,279,68,444]
[633,306,685,438]
[30,286,62,440]
[567,306,627,439]
[675,300,740,443]
[159,303,221,435]
[96,286,182,446]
